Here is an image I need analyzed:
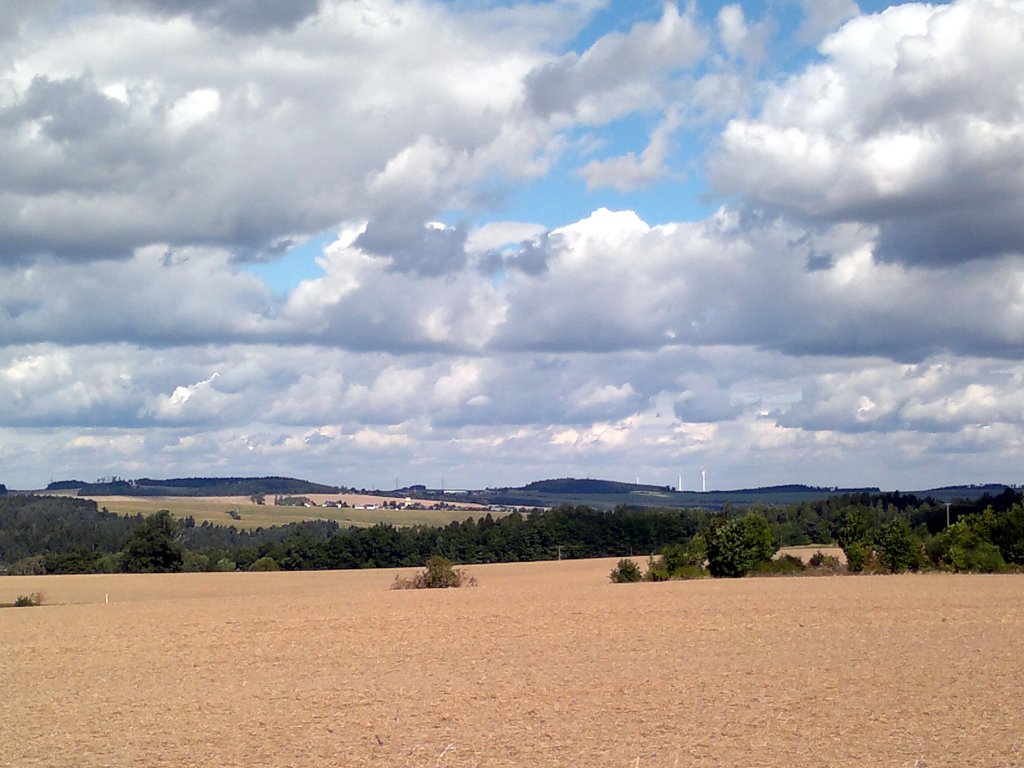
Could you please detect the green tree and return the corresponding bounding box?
[704,513,777,578]
[877,518,916,573]
[120,511,184,573]
[990,502,1024,565]
[938,514,1005,573]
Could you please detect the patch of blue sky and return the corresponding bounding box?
[242,231,335,295]
[564,0,666,50]
[452,109,719,233]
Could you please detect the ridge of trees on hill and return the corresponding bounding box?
[1,490,1022,577]
[60,476,340,497]
[521,478,673,494]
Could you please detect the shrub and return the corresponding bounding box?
[249,556,280,571]
[644,557,670,582]
[843,541,867,573]
[878,519,917,573]
[807,551,843,572]
[990,502,1024,565]
[938,514,1008,573]
[609,558,643,583]
[182,552,210,572]
[947,541,1005,573]
[391,556,477,589]
[9,556,46,576]
[704,513,777,578]
[751,554,806,576]
[671,564,710,580]
[661,539,706,573]
[644,539,709,581]
[13,592,43,607]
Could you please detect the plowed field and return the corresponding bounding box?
[2,561,1022,767]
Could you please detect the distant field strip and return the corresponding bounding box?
[82,494,494,529]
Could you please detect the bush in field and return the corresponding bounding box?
[609,558,643,583]
[751,554,806,576]
[182,552,210,572]
[644,557,670,581]
[877,519,917,573]
[843,541,867,573]
[990,502,1024,565]
[249,556,280,571]
[13,592,43,607]
[704,513,777,578]
[937,515,1006,573]
[8,555,46,576]
[645,538,709,581]
[391,556,477,589]
[808,551,843,572]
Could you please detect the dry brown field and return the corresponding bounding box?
[2,562,1023,768]
[75,493,492,529]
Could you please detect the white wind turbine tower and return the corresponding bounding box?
[701,470,707,493]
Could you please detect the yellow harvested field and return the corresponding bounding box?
[79,493,491,529]
[2,562,1023,767]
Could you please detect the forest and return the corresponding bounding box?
[1,488,1022,577]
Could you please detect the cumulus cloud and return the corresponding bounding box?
[525,3,707,122]
[0,246,276,345]
[710,0,1024,266]
[4,0,1024,492]
[114,0,321,34]
[0,0,565,263]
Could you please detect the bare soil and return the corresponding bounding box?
[2,561,1022,767]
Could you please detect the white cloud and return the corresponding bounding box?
[711,0,1024,265]
[0,0,569,262]
[3,0,1024,494]
[525,3,707,123]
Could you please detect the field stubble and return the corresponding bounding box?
[2,561,1023,767]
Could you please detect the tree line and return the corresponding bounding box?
[1,490,1022,576]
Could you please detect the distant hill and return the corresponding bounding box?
[72,476,340,497]
[522,478,671,494]
[45,480,87,491]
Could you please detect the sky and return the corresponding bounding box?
[2,0,1024,492]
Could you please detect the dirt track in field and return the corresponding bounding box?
[2,561,1023,767]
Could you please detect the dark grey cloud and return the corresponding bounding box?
[114,0,320,33]
[355,221,469,277]
[16,75,126,142]
[477,233,560,276]
[674,391,743,424]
